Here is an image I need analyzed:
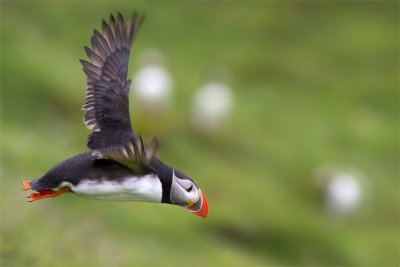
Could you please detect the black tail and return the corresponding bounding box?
[29,178,42,191]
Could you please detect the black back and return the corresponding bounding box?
[30,152,144,191]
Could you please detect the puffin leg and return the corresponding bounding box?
[27,187,71,202]
[22,181,31,191]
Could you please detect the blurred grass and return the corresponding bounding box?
[1,1,399,266]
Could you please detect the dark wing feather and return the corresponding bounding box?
[81,12,144,149]
[92,136,159,172]
[80,12,156,172]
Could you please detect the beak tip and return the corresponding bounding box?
[192,192,208,218]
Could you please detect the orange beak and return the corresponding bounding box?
[186,191,208,218]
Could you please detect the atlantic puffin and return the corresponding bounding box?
[22,12,208,218]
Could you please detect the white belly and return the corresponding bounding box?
[60,174,162,202]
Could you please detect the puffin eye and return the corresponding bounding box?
[186,185,193,193]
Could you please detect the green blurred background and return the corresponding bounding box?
[1,1,398,266]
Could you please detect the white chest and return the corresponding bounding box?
[61,174,162,203]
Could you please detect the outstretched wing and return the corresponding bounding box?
[80,12,144,150]
[80,12,156,171]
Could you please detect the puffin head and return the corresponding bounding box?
[170,170,208,218]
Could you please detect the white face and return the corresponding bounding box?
[170,170,200,206]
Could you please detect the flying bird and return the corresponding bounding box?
[22,12,208,218]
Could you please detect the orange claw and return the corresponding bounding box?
[22,181,31,191]
[27,187,71,202]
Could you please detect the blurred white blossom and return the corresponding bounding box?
[191,81,234,132]
[325,173,361,215]
[314,166,364,217]
[133,49,172,108]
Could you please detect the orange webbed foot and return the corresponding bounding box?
[22,181,31,191]
[27,187,71,202]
